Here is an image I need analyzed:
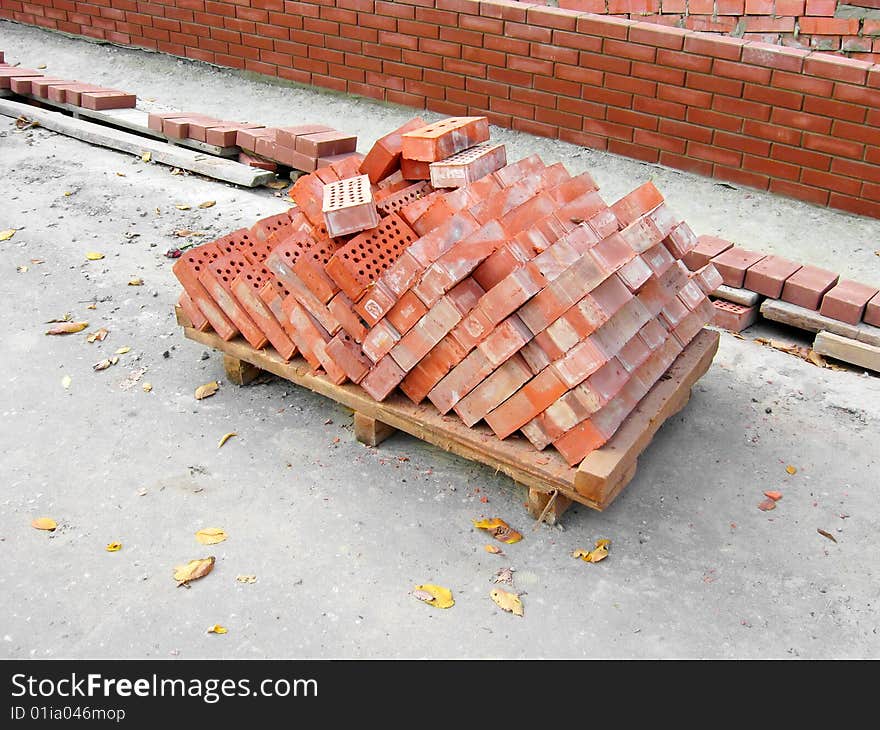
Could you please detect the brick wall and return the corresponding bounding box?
[552,1,880,64]
[3,0,880,218]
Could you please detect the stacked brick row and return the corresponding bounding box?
[684,235,880,330]
[552,0,880,63]
[1,60,135,109]
[9,0,880,219]
[173,115,718,468]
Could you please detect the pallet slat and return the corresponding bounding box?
[177,306,719,513]
[813,330,880,372]
[760,299,880,347]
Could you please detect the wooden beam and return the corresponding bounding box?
[714,284,761,307]
[813,330,880,372]
[760,299,880,347]
[526,488,572,525]
[223,355,261,385]
[0,97,274,187]
[353,412,398,447]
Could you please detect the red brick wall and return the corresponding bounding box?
[3,0,880,218]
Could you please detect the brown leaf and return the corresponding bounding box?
[473,517,523,544]
[86,327,109,343]
[198,200,216,209]
[264,180,288,190]
[46,321,88,335]
[173,556,215,586]
[758,498,776,511]
[491,567,514,584]
[194,381,219,400]
[93,358,113,371]
[786,465,797,475]
[817,529,837,544]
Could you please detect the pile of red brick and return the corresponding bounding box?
[173,115,719,467]
[146,112,361,174]
[0,58,136,109]
[685,235,880,331]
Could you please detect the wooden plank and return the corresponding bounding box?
[714,284,761,307]
[0,97,273,188]
[178,312,718,511]
[760,299,880,347]
[813,330,880,372]
[353,413,398,447]
[574,329,719,504]
[223,354,261,385]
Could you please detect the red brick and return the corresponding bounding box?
[819,279,879,324]
[296,130,357,158]
[321,174,379,238]
[454,354,532,427]
[78,90,136,110]
[178,291,210,333]
[743,255,802,298]
[803,54,872,85]
[864,291,880,327]
[399,334,466,403]
[172,244,238,341]
[712,300,757,332]
[610,181,664,226]
[199,253,268,349]
[232,268,297,360]
[401,116,490,162]
[359,117,427,183]
[780,265,839,310]
[328,292,369,343]
[325,331,372,383]
[294,239,343,303]
[710,247,766,288]
[360,354,406,400]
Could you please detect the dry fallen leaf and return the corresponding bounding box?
[0,229,15,241]
[265,180,288,190]
[175,204,191,210]
[473,517,523,544]
[31,517,57,531]
[175,229,197,237]
[490,588,523,617]
[85,252,104,261]
[46,321,88,335]
[93,358,114,372]
[46,313,72,323]
[115,346,131,355]
[86,328,109,343]
[758,498,777,511]
[218,432,237,448]
[142,382,153,392]
[105,542,122,552]
[116,172,126,177]
[236,575,257,584]
[412,584,454,609]
[16,265,28,273]
[173,556,215,586]
[195,528,228,545]
[817,529,837,544]
[61,375,72,389]
[786,465,797,475]
[573,538,611,563]
[764,490,782,501]
[194,381,219,400]
[128,277,143,286]
[492,567,514,584]
[207,624,227,635]
[198,200,216,209]
[484,544,504,555]
[141,151,151,163]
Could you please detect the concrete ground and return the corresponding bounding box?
[1,21,879,659]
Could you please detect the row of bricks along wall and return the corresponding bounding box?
[4,0,880,219]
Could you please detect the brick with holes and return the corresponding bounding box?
[354,281,397,327]
[281,298,346,383]
[360,117,427,184]
[400,157,432,180]
[251,211,295,244]
[294,238,342,303]
[402,117,490,162]
[328,292,368,343]
[178,292,210,332]
[376,180,433,218]
[429,142,507,188]
[172,244,238,340]
[325,331,372,383]
[231,267,297,360]
[712,300,758,332]
[454,354,533,427]
[324,214,418,301]
[264,232,314,287]
[197,252,267,349]
[322,174,378,238]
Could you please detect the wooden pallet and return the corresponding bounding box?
[176,307,719,521]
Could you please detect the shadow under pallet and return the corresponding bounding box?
[176,306,719,522]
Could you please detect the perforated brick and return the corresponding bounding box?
[429,142,507,189]
[293,238,343,303]
[322,174,378,238]
[324,214,418,301]
[198,252,267,349]
[172,243,238,341]
[376,180,433,218]
[401,117,490,162]
[712,299,757,332]
[325,331,372,384]
[359,117,427,184]
[231,266,297,360]
[177,292,210,332]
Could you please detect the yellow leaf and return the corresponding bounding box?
[31,517,57,531]
[236,575,257,584]
[46,321,88,335]
[173,556,215,586]
[61,375,72,389]
[786,465,797,475]
[105,542,122,552]
[194,381,219,400]
[64,191,73,197]
[265,180,288,190]
[85,252,104,261]
[86,327,109,343]
[413,584,455,609]
[490,588,523,617]
[198,200,216,209]
[0,229,15,241]
[473,517,522,544]
[175,204,191,210]
[195,528,228,545]
[116,172,126,177]
[141,151,151,163]
[484,544,503,555]
[142,382,153,393]
[128,277,143,286]
[93,358,113,371]
[115,346,131,355]
[218,432,237,448]
[37,64,47,69]
[207,624,227,635]
[573,538,611,563]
